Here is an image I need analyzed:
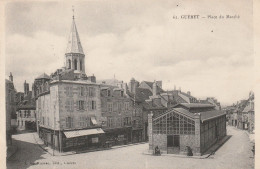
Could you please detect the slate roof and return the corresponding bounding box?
[127,88,153,102]
[179,91,196,99]
[199,100,211,104]
[97,79,122,86]
[174,103,215,109]
[173,108,195,118]
[242,105,254,113]
[142,102,167,110]
[159,93,178,107]
[200,110,226,122]
[17,91,36,110]
[235,100,248,112]
[6,79,13,84]
[153,108,226,122]
[166,90,187,103]
[66,18,84,54]
[36,73,50,80]
[100,84,125,97]
[142,81,164,93]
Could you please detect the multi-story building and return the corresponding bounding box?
[236,100,248,129]
[6,73,17,146]
[35,15,104,152]
[246,92,255,133]
[37,79,103,151]
[241,92,254,132]
[223,105,236,125]
[16,81,36,131]
[100,85,133,145]
[127,79,180,142]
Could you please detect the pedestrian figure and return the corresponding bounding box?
[186,146,193,156]
[155,146,161,156]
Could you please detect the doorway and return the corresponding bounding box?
[167,135,180,154]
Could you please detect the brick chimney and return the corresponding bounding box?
[129,78,139,94]
[187,91,191,96]
[9,72,13,82]
[156,80,162,88]
[153,81,157,96]
[122,83,128,94]
[24,80,29,96]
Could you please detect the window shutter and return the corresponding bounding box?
[93,87,96,97]
[76,101,79,110]
[71,100,74,111]
[84,101,87,110]
[85,87,88,97]
[88,101,92,110]
[65,100,68,110]
[82,87,85,96]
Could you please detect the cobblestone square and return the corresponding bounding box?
[7,126,254,169]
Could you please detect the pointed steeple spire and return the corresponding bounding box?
[66,9,84,54]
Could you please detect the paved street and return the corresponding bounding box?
[7,126,254,169]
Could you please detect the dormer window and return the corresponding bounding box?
[107,90,111,97]
[121,91,124,97]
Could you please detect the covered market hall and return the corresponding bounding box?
[148,103,226,156]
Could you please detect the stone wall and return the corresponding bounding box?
[100,88,132,129]
[200,115,226,154]
[57,82,102,130]
[180,135,196,155]
[152,134,167,153]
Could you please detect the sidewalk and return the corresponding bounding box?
[33,133,147,156]
[6,140,18,160]
[245,131,255,143]
[202,135,231,158]
[143,135,231,159]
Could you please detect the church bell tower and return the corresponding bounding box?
[65,11,86,77]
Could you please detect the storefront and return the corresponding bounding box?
[39,127,56,147]
[104,127,132,146]
[132,129,143,143]
[62,128,105,152]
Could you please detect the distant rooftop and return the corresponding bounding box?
[36,73,50,80]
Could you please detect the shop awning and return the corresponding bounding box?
[91,117,98,125]
[64,128,104,138]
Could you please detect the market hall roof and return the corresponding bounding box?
[173,103,215,109]
[153,107,226,122]
[200,110,226,122]
[66,17,84,54]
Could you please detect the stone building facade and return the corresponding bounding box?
[100,85,133,145]
[34,14,106,152]
[16,81,36,131]
[148,104,226,156]
[37,80,104,151]
[6,74,16,146]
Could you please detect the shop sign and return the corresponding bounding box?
[118,135,125,141]
[92,137,99,143]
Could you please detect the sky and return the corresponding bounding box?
[5,0,254,106]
